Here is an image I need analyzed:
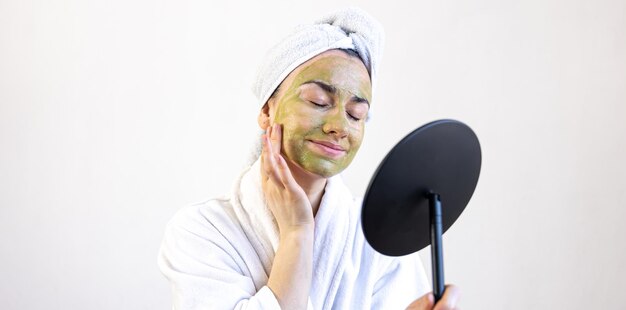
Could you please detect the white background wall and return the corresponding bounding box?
[1,0,624,309]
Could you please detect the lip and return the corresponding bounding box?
[307,140,347,158]
[310,140,346,151]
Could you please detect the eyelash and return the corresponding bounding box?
[310,101,327,107]
[309,101,362,121]
[348,113,361,121]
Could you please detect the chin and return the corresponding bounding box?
[285,149,352,178]
[302,161,348,178]
[309,169,338,178]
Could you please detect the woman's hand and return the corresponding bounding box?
[262,123,315,309]
[406,285,461,310]
[261,123,314,237]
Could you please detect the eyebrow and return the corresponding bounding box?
[301,80,370,106]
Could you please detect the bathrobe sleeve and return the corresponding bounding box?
[370,253,431,309]
[158,204,281,310]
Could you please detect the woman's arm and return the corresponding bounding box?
[261,124,315,310]
[266,226,313,309]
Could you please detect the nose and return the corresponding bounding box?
[322,108,349,139]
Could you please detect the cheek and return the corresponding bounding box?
[286,111,323,134]
[285,115,312,133]
[279,114,319,149]
[349,124,365,146]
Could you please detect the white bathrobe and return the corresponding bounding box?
[158,159,430,309]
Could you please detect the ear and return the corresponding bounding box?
[257,101,272,130]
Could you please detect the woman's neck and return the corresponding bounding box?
[284,159,327,216]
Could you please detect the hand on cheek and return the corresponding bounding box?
[260,123,314,235]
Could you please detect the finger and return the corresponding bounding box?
[262,125,276,170]
[260,133,271,178]
[433,285,461,310]
[275,153,299,191]
[405,293,434,310]
[263,134,284,188]
[270,123,282,155]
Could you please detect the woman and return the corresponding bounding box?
[159,7,460,309]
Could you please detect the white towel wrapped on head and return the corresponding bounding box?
[252,7,385,114]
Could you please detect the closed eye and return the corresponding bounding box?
[347,102,368,122]
[309,100,328,107]
[347,112,361,121]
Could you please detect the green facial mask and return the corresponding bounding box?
[272,51,372,178]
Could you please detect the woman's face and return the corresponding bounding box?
[268,50,372,178]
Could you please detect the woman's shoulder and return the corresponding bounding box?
[158,197,265,283]
[164,196,245,243]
